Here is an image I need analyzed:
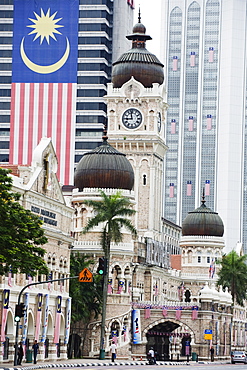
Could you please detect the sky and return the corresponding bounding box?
[133,0,162,58]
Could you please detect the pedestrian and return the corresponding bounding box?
[148,347,155,364]
[110,341,117,362]
[17,342,24,365]
[32,340,39,364]
[210,346,214,362]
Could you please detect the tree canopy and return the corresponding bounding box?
[0,167,48,276]
[217,250,247,306]
[69,253,102,324]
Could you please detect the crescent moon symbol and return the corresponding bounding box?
[20,37,70,74]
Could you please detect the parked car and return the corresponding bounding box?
[231,351,247,364]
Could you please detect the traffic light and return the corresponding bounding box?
[14,303,26,322]
[97,257,107,275]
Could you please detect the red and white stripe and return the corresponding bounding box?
[9,82,77,185]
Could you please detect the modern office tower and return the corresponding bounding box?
[0,0,134,183]
[160,0,247,252]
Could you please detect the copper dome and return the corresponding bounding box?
[182,196,224,237]
[112,16,164,88]
[74,138,134,191]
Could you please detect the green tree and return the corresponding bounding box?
[217,250,247,305]
[0,167,48,276]
[82,190,137,357]
[69,253,103,324]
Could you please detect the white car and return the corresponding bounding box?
[231,351,247,364]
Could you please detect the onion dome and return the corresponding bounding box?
[200,282,214,302]
[182,193,224,237]
[112,10,164,88]
[74,131,134,191]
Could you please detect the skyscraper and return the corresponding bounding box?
[0,0,134,185]
[161,0,247,252]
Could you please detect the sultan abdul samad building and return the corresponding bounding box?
[70,17,247,361]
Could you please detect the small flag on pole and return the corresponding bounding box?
[205,180,210,196]
[173,56,178,71]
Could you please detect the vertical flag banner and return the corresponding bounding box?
[35,293,43,341]
[172,56,178,71]
[188,116,194,131]
[54,295,62,344]
[209,47,214,62]
[187,181,192,196]
[10,0,79,185]
[132,309,141,344]
[127,0,135,9]
[205,180,210,196]
[41,294,49,343]
[171,119,176,134]
[22,293,29,347]
[1,289,10,342]
[64,298,71,345]
[207,114,212,130]
[169,183,174,198]
[190,52,195,67]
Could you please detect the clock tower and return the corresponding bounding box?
[106,15,168,241]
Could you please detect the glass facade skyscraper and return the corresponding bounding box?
[161,0,247,253]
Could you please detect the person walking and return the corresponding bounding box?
[17,342,24,365]
[32,340,39,364]
[210,346,214,362]
[110,341,117,362]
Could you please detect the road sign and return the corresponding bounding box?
[79,268,93,282]
[204,329,212,340]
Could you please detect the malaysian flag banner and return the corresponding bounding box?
[64,298,71,345]
[10,0,79,185]
[54,295,62,344]
[41,294,49,343]
[21,293,29,346]
[205,180,210,195]
[169,183,174,198]
[190,52,195,67]
[173,56,178,71]
[132,309,141,344]
[35,293,43,341]
[187,181,192,196]
[188,116,194,131]
[1,289,10,342]
[171,119,176,134]
[207,114,212,130]
[209,47,214,62]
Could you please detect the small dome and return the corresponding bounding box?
[200,282,214,301]
[112,15,164,88]
[74,138,134,191]
[182,195,224,237]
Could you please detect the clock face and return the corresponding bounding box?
[157,112,162,132]
[122,108,142,129]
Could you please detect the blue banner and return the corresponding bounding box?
[12,0,79,83]
[132,309,141,344]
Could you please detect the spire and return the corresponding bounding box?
[102,123,108,142]
[202,188,206,205]
[138,7,141,23]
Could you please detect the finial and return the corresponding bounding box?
[202,188,206,204]
[138,6,141,23]
[102,123,108,142]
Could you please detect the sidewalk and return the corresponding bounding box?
[0,357,229,370]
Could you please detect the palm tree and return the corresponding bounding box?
[217,250,247,306]
[82,190,137,358]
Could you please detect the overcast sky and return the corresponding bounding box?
[133,0,162,57]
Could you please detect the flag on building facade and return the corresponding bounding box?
[169,183,174,198]
[1,289,10,342]
[171,119,176,134]
[209,258,215,278]
[190,52,195,67]
[188,116,194,131]
[207,114,212,130]
[205,180,210,196]
[173,56,178,71]
[187,181,192,196]
[54,295,62,344]
[127,0,135,8]
[10,0,79,185]
[209,47,214,62]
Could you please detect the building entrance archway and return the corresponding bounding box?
[145,321,191,361]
